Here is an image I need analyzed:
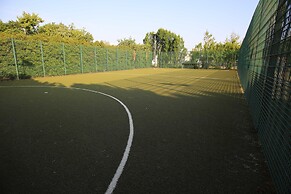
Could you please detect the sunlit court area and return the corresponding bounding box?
[0,0,290,193]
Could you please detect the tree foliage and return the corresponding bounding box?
[118,37,136,48]
[143,28,187,67]
[17,12,44,35]
[0,20,22,34]
[191,31,241,69]
[0,12,155,79]
[39,22,93,42]
[117,37,148,51]
[0,12,93,44]
[143,28,186,54]
[0,38,153,79]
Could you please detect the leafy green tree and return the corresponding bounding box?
[0,20,7,32]
[117,37,137,49]
[143,32,154,50]
[17,12,44,35]
[143,28,187,66]
[212,42,225,66]
[190,43,202,63]
[39,22,93,43]
[93,40,107,47]
[117,37,150,52]
[0,20,22,34]
[223,33,240,68]
[143,28,186,53]
[191,31,240,69]
[190,31,216,68]
[1,12,93,43]
[0,11,157,79]
[69,25,93,43]
[203,31,215,49]
[202,31,215,68]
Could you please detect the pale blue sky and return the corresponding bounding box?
[0,0,259,50]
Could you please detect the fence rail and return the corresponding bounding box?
[0,39,153,79]
[0,38,188,80]
[238,0,290,193]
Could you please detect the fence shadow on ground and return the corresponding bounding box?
[0,75,276,193]
[71,80,275,193]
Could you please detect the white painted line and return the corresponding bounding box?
[0,85,134,194]
[72,87,134,194]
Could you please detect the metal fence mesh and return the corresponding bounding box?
[238,0,291,193]
[0,39,153,79]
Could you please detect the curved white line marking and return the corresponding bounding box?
[0,85,134,194]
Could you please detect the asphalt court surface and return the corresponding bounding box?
[0,69,275,193]
[0,87,129,193]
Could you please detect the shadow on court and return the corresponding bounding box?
[0,70,276,193]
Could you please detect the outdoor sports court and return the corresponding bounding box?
[0,69,275,193]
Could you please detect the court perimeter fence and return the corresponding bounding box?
[0,39,152,79]
[238,0,290,193]
[0,39,185,80]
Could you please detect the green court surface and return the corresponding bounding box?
[0,69,275,193]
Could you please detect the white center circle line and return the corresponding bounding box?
[0,85,134,194]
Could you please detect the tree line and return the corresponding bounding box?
[0,12,240,70]
[0,12,155,79]
[1,12,108,47]
[0,12,187,52]
[190,31,241,69]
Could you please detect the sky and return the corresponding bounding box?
[0,0,259,50]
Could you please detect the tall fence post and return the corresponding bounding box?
[125,50,128,69]
[62,43,66,75]
[138,51,140,68]
[40,41,45,77]
[94,47,97,72]
[146,51,148,67]
[80,45,83,73]
[106,48,108,71]
[11,38,19,80]
[133,50,136,68]
[116,48,118,70]
[145,51,147,68]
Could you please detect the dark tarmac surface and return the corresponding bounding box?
[0,69,275,193]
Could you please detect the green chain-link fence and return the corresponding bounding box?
[0,39,153,79]
[238,0,290,193]
[157,51,185,68]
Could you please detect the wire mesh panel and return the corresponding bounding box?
[14,40,43,78]
[95,47,107,72]
[0,39,15,79]
[238,0,291,193]
[128,50,136,69]
[157,51,184,68]
[80,46,96,73]
[62,44,80,75]
[117,48,127,70]
[138,51,144,68]
[0,39,153,79]
[39,42,63,76]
